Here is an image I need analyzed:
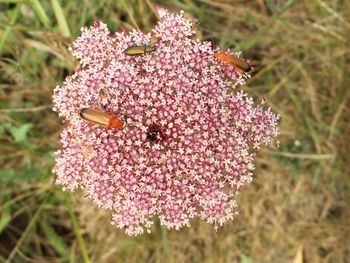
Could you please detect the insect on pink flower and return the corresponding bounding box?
[52,8,279,236]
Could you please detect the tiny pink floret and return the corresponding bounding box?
[53,8,279,236]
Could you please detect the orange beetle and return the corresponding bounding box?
[213,51,251,73]
[79,108,123,129]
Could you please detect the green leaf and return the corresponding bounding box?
[8,123,33,142]
[9,112,28,123]
[17,166,42,181]
[0,167,42,182]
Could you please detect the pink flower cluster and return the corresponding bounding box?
[53,9,279,235]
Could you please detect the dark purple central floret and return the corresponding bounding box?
[147,124,160,142]
[147,123,166,142]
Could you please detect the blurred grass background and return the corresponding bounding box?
[0,0,349,262]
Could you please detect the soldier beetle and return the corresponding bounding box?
[79,108,123,129]
[213,51,252,73]
[124,36,158,56]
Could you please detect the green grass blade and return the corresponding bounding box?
[51,0,71,37]
[41,220,70,257]
[0,208,11,234]
[161,226,169,255]
[28,0,51,28]
[64,192,90,263]
[0,5,20,55]
[0,0,24,2]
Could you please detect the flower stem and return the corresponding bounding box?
[64,192,90,263]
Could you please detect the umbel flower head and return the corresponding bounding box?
[53,8,279,236]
